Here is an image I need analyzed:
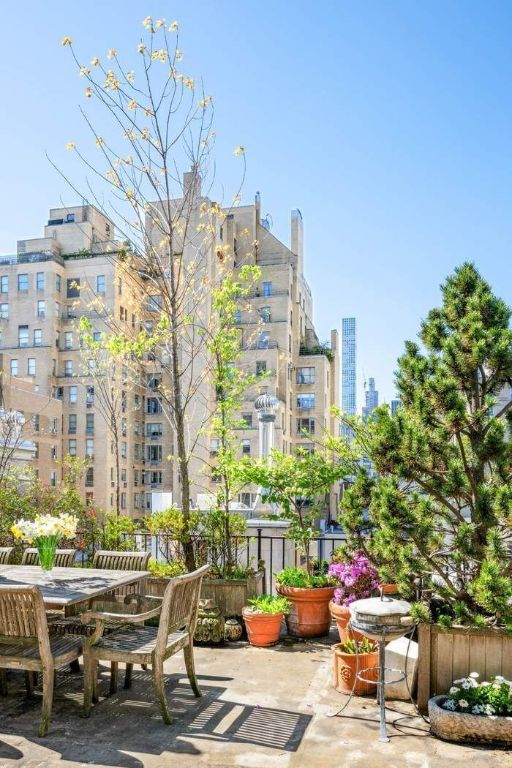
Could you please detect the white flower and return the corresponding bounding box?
[494,676,505,683]
[458,699,469,708]
[472,704,483,714]
[443,699,456,711]
[449,686,459,694]
[461,681,471,689]
[485,704,495,716]
[469,672,479,678]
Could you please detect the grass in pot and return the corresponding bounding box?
[242,595,290,647]
[275,565,335,639]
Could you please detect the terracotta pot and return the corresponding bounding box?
[242,608,284,647]
[329,601,366,642]
[379,583,398,595]
[332,643,379,696]
[276,584,335,638]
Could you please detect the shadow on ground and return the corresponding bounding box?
[0,667,312,767]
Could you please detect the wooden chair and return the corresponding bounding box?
[21,548,77,567]
[0,547,14,565]
[82,564,209,724]
[49,549,150,686]
[0,586,82,736]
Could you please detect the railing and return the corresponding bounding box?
[76,529,346,595]
[0,252,65,267]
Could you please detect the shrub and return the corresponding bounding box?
[442,673,512,716]
[328,552,379,606]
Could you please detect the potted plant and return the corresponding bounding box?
[11,512,78,577]
[328,551,380,642]
[242,594,290,647]
[429,673,512,746]
[332,637,379,696]
[240,449,351,638]
[334,265,512,708]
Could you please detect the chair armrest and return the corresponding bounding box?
[124,593,163,611]
[81,605,162,626]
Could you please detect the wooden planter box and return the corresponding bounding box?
[417,623,512,713]
[145,566,265,619]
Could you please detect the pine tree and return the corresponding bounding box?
[340,263,512,626]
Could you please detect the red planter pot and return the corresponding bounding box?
[242,608,284,647]
[329,601,366,642]
[276,584,335,638]
[332,643,379,696]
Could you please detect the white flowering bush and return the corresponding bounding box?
[443,673,512,717]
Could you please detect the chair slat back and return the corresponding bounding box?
[21,548,76,567]
[0,547,13,565]
[92,550,151,571]
[157,565,210,651]
[0,585,48,639]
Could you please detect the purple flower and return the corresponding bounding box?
[329,553,379,606]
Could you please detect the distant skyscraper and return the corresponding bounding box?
[391,398,400,415]
[362,377,379,421]
[341,318,356,417]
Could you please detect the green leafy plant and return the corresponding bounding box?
[275,566,330,589]
[339,637,377,654]
[147,558,186,578]
[247,595,290,614]
[443,673,512,716]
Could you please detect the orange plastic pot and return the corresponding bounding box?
[332,643,379,696]
[242,608,284,647]
[329,601,366,642]
[276,584,335,638]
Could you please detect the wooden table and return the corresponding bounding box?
[0,565,149,608]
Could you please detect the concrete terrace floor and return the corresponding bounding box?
[0,632,509,768]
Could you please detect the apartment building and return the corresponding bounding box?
[1,189,339,519]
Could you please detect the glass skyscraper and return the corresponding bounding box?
[341,317,357,420]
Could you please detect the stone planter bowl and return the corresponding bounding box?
[429,695,512,747]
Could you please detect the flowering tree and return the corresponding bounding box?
[328,553,379,606]
[59,18,245,568]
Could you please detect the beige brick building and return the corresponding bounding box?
[0,191,339,519]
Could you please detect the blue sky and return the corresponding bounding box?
[1,1,511,407]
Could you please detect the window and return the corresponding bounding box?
[10,359,18,376]
[55,330,60,349]
[150,471,162,486]
[33,329,42,347]
[296,366,315,385]
[37,300,45,318]
[66,278,80,298]
[242,413,252,428]
[64,331,73,349]
[69,386,78,404]
[18,325,29,347]
[96,275,105,294]
[86,492,94,505]
[68,439,77,457]
[134,443,140,460]
[36,272,45,291]
[118,278,123,296]
[210,438,220,456]
[0,304,8,319]
[18,274,28,292]
[121,492,127,510]
[50,471,57,487]
[85,467,94,487]
[262,281,272,297]
[233,310,242,325]
[0,276,7,293]
[86,386,94,406]
[121,442,127,459]
[297,417,315,435]
[55,301,61,318]
[51,417,58,434]
[85,439,94,458]
[68,414,77,434]
[146,445,162,462]
[64,360,73,377]
[121,418,127,437]
[297,393,315,410]
[146,397,161,414]
[55,274,62,293]
[261,306,271,323]
[86,413,94,434]
[256,360,267,376]
[257,331,270,349]
[27,358,36,376]
[241,439,251,455]
[146,423,163,439]
[33,414,40,432]
[146,294,162,312]
[51,445,57,460]
[66,212,75,223]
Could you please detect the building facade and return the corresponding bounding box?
[0,192,339,518]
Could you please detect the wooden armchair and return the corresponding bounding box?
[21,548,77,567]
[0,586,82,736]
[0,547,14,565]
[82,564,210,724]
